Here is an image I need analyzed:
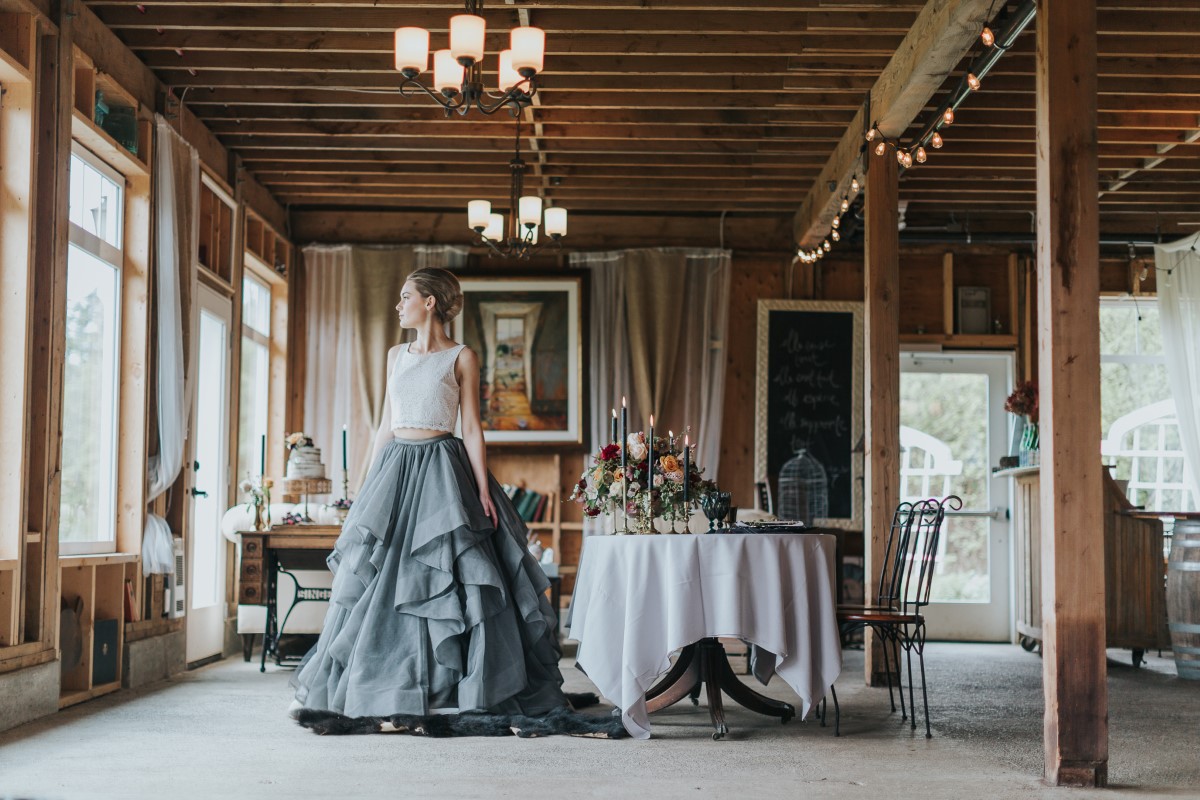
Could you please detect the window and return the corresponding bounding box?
[60,148,124,554]
[1099,298,1198,512]
[237,272,271,482]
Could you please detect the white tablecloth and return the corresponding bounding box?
[568,533,842,739]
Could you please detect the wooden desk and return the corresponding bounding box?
[238,525,340,671]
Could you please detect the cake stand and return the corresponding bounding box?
[281,477,333,522]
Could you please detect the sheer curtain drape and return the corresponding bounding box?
[302,245,468,491]
[1155,233,1200,502]
[570,248,732,534]
[143,116,198,573]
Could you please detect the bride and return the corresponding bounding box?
[290,267,568,718]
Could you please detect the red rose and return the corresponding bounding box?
[599,443,620,461]
[577,479,587,491]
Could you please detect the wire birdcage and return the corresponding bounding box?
[778,449,828,525]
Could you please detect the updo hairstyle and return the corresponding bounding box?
[406,267,463,324]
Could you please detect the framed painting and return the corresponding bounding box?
[452,274,584,445]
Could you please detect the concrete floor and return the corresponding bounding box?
[0,643,1197,800]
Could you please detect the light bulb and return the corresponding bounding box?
[449,14,485,65]
[816,249,825,259]
[851,177,860,193]
[467,200,491,232]
[482,213,504,242]
[831,216,840,228]
[902,151,913,168]
[931,132,944,148]
[823,240,831,252]
[967,72,981,91]
[896,148,906,165]
[874,140,887,156]
[498,50,523,91]
[519,195,542,229]
[831,229,840,242]
[865,127,877,142]
[510,26,545,76]
[433,49,464,96]
[543,206,567,238]
[840,197,850,212]
[981,26,995,47]
[915,146,927,163]
[394,27,429,77]
[942,107,955,125]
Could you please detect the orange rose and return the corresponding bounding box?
[592,466,607,484]
[660,454,680,474]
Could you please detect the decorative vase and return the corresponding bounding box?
[1019,417,1040,466]
[253,500,269,531]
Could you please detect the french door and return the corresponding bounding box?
[186,285,232,664]
[899,351,1013,641]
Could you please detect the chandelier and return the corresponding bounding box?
[467,118,567,258]
[393,0,545,117]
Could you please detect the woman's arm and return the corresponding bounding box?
[456,347,498,526]
[369,346,403,464]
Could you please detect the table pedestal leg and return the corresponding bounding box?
[644,638,795,739]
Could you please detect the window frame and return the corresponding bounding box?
[59,144,126,556]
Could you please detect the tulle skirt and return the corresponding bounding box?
[290,434,567,718]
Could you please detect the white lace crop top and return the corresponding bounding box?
[388,343,467,433]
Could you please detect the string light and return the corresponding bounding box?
[967,72,981,91]
[942,107,955,125]
[981,26,995,47]
[831,216,840,228]
[874,140,887,156]
[840,197,850,212]
[901,150,913,168]
[931,132,944,148]
[915,146,927,163]
[865,128,877,142]
[831,229,840,242]
[851,177,860,193]
[823,240,831,252]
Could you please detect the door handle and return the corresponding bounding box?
[191,488,209,498]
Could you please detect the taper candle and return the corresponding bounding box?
[620,397,628,483]
[260,434,266,476]
[610,408,617,444]
[682,434,690,505]
[647,414,655,489]
[342,424,348,471]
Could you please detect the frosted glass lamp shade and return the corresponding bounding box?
[518,195,542,228]
[394,27,429,76]
[543,206,567,238]
[482,213,504,242]
[497,50,523,91]
[433,50,464,95]
[467,200,491,231]
[449,15,485,65]
[510,27,545,76]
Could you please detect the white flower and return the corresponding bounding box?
[608,479,624,497]
[666,470,685,484]
[628,481,641,494]
[627,436,648,462]
[653,475,664,488]
[586,489,598,502]
[239,479,254,494]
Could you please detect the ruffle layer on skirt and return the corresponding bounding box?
[290,434,567,718]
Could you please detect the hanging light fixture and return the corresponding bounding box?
[394,1,545,117]
[469,117,567,258]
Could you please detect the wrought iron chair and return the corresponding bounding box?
[837,495,959,738]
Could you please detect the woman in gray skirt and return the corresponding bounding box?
[290,267,568,719]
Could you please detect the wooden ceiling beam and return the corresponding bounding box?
[793,0,999,249]
[87,1,923,9]
[92,7,916,33]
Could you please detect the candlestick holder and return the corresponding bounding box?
[281,477,333,523]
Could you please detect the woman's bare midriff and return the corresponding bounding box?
[392,427,447,440]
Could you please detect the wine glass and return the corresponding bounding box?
[700,492,723,533]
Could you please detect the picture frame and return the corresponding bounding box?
[754,299,864,531]
[452,274,584,445]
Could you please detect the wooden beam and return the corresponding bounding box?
[862,147,900,687]
[793,0,994,249]
[1035,0,1107,787]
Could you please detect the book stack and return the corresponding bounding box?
[500,484,552,523]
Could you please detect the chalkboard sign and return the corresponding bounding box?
[755,300,863,530]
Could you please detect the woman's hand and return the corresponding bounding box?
[479,491,498,527]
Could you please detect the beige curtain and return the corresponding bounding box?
[570,248,732,532]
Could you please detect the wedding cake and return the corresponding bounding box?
[286,440,326,479]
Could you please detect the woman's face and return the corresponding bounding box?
[395,281,433,329]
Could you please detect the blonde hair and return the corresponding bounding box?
[406,267,463,324]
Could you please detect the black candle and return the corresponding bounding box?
[647,414,655,494]
[620,396,628,484]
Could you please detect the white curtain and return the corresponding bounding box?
[1155,233,1200,502]
[569,248,732,534]
[143,116,199,573]
[301,245,467,495]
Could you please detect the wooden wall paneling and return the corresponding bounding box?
[1008,253,1020,337]
[954,251,1015,336]
[717,255,786,509]
[942,252,955,334]
[0,11,34,71]
[896,252,944,335]
[863,149,900,686]
[1035,0,1108,785]
[815,254,865,302]
[285,253,306,445]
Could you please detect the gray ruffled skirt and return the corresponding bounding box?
[290,434,568,717]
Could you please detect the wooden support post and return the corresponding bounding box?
[863,149,900,686]
[1035,0,1108,787]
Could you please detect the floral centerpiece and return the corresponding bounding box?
[239,475,274,531]
[1004,380,1040,463]
[285,431,313,451]
[569,432,715,533]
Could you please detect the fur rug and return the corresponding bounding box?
[295,693,628,739]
